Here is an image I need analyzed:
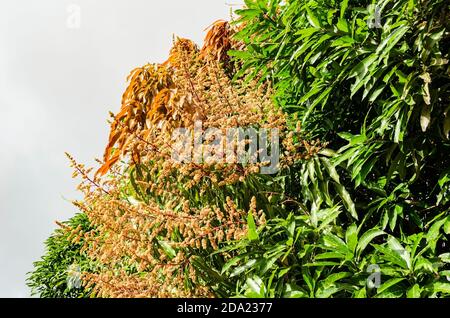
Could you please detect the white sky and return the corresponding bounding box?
[0,0,243,297]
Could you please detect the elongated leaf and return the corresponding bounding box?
[230,259,257,277]
[306,7,321,28]
[357,229,386,256]
[388,236,411,270]
[345,224,358,253]
[377,278,406,294]
[407,284,421,298]
[158,241,176,259]
[340,0,348,19]
[247,211,259,241]
[334,182,358,220]
[430,282,450,294]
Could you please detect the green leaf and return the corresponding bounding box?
[376,24,409,56]
[430,282,450,294]
[322,233,350,255]
[443,217,450,235]
[348,54,378,80]
[387,236,411,270]
[228,50,252,60]
[426,217,447,251]
[315,252,346,260]
[337,18,349,33]
[245,276,265,297]
[414,257,436,274]
[304,261,341,267]
[322,272,352,287]
[407,284,421,298]
[321,157,340,183]
[377,278,405,294]
[334,182,358,220]
[302,86,333,123]
[221,255,246,274]
[306,7,321,28]
[247,211,259,241]
[439,253,450,264]
[340,0,348,19]
[373,244,408,269]
[357,229,386,257]
[235,8,262,20]
[331,36,355,47]
[158,241,176,259]
[316,206,342,230]
[345,224,358,253]
[354,288,366,298]
[230,259,257,278]
[302,268,315,296]
[316,286,341,298]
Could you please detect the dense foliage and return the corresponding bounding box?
[27,213,94,298]
[29,0,449,298]
[224,0,450,297]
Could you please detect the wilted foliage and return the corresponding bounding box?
[98,64,174,176]
[99,20,240,177]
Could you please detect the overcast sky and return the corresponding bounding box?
[0,0,243,297]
